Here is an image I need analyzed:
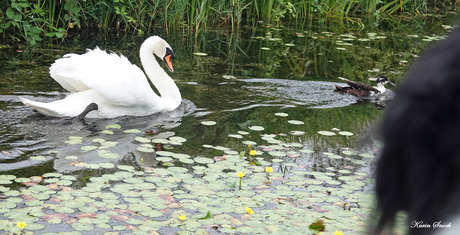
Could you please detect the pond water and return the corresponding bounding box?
[0,14,459,234]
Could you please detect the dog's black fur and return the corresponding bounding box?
[375,25,460,235]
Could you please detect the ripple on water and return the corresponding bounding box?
[236,78,361,109]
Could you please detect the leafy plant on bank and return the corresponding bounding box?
[0,0,457,45]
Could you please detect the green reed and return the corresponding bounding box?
[0,0,457,45]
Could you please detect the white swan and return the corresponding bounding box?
[19,36,182,118]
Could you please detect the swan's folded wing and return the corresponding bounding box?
[50,48,153,106]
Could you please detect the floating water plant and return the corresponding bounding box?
[16,221,27,230]
[201,121,216,126]
[237,172,245,190]
[275,112,288,117]
[193,52,208,56]
[339,131,354,136]
[248,126,264,131]
[178,214,186,229]
[245,206,254,214]
[318,131,336,136]
[288,120,304,125]
[265,166,273,178]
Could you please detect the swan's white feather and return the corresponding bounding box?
[19,36,181,118]
[50,48,152,106]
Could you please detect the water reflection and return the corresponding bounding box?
[0,15,459,177]
[0,98,195,173]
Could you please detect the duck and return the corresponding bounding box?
[19,35,181,119]
[334,75,395,97]
[374,25,460,235]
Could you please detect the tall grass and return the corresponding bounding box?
[0,0,457,44]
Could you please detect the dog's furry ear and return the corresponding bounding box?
[374,25,460,235]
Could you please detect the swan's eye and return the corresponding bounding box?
[165,47,175,59]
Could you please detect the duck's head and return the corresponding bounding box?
[376,75,395,86]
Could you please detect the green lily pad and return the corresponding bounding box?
[123,129,141,133]
[359,153,375,158]
[137,147,154,153]
[98,150,120,159]
[275,112,289,117]
[194,157,214,164]
[30,156,47,161]
[339,131,354,136]
[100,130,114,135]
[249,126,264,131]
[318,131,336,136]
[135,137,151,143]
[71,223,94,231]
[290,131,305,135]
[105,124,121,129]
[193,52,208,56]
[228,134,244,139]
[201,121,217,126]
[288,120,304,125]
[81,146,98,151]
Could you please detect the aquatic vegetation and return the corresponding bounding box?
[1,12,454,235]
[16,221,27,230]
[0,106,390,234]
[1,0,456,44]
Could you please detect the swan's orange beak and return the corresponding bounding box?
[164,54,174,72]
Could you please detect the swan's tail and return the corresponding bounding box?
[19,97,62,117]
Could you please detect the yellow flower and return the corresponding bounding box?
[333,231,344,235]
[16,221,27,230]
[249,150,257,156]
[265,166,273,173]
[178,214,186,222]
[248,144,251,148]
[237,172,246,178]
[245,206,254,214]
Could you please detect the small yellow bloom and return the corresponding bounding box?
[245,206,254,214]
[16,221,27,230]
[248,144,251,148]
[249,150,257,156]
[265,166,273,173]
[237,172,246,178]
[333,231,344,235]
[178,214,186,222]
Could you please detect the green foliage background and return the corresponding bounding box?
[0,0,457,44]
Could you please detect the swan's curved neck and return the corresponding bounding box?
[139,42,181,110]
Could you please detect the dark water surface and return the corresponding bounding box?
[0,15,459,234]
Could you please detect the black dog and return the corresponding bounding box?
[375,26,460,235]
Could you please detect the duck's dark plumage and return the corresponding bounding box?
[334,76,393,97]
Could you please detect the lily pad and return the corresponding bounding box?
[287,120,304,125]
[105,124,121,129]
[123,129,142,134]
[339,131,354,136]
[275,112,289,117]
[318,131,336,136]
[248,126,265,131]
[201,121,217,126]
[193,52,208,56]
